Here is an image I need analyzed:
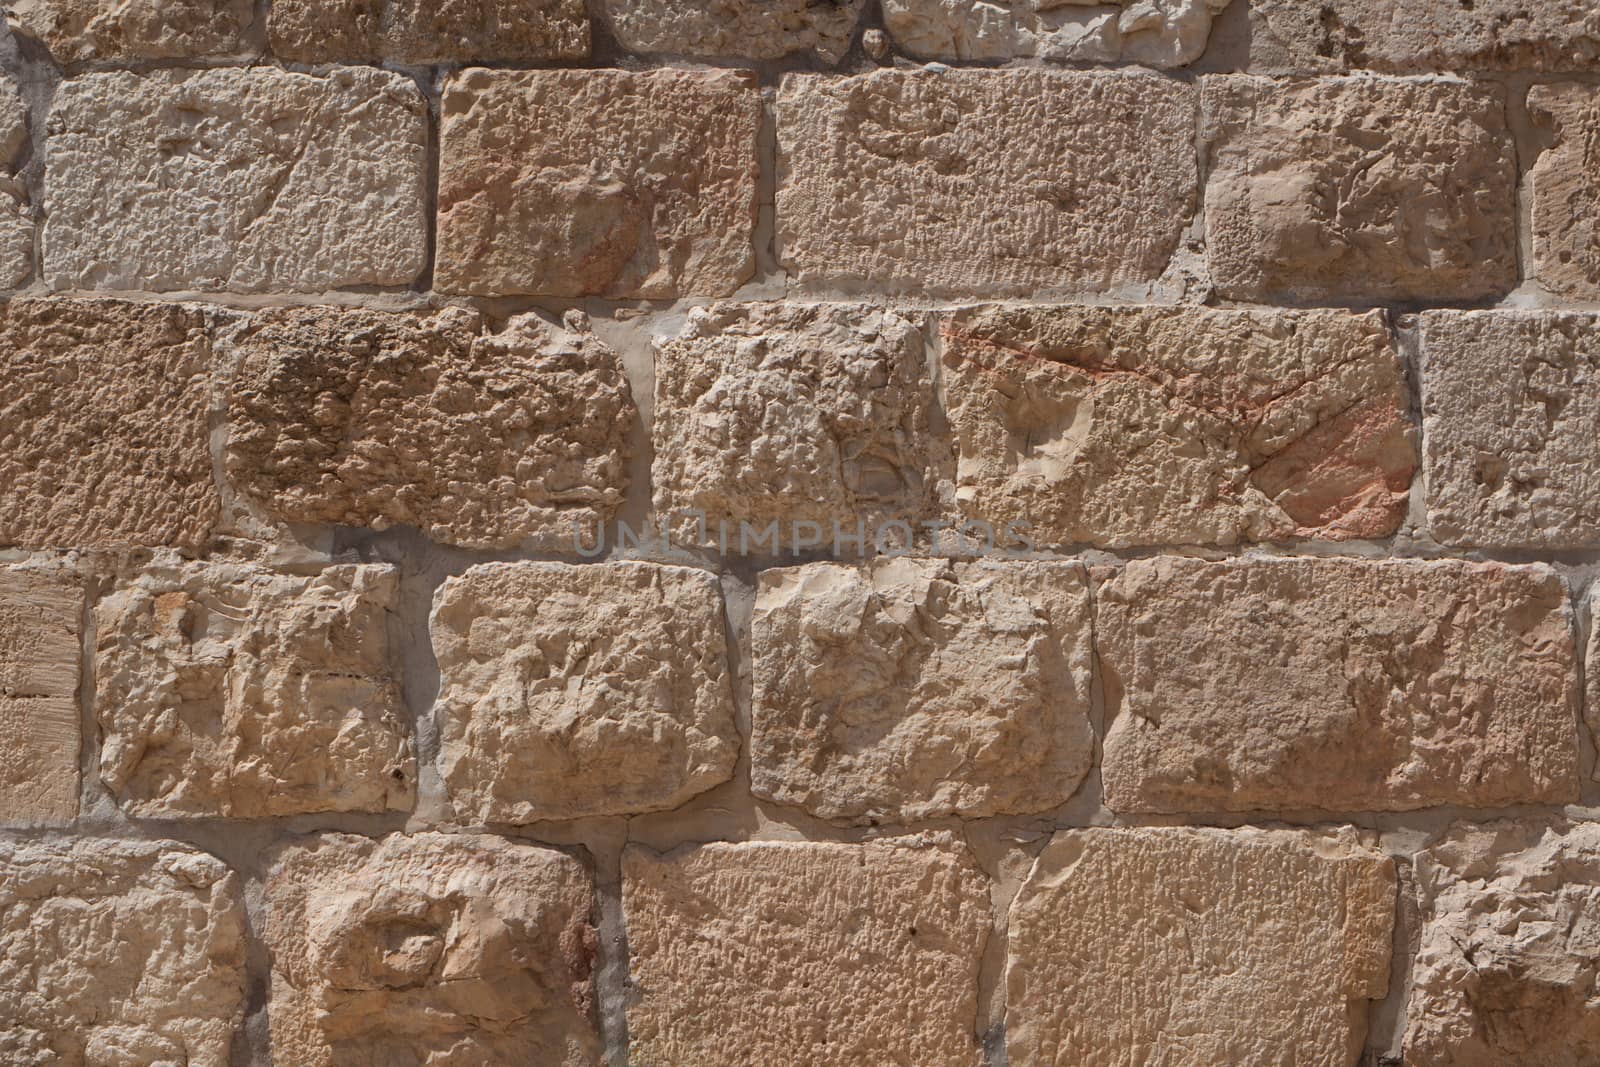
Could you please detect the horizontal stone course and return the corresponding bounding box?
[269,0,589,62]
[605,0,864,61]
[882,0,1229,65]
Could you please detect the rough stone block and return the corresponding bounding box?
[0,568,81,825]
[1202,76,1517,304]
[882,0,1228,65]
[1007,827,1394,1067]
[225,306,633,551]
[1529,84,1600,300]
[264,832,598,1067]
[270,0,587,63]
[0,77,32,289]
[95,563,414,819]
[751,558,1094,822]
[0,837,246,1066]
[1098,556,1580,813]
[0,298,218,551]
[941,305,1414,548]
[6,0,254,62]
[624,836,989,1066]
[437,68,760,298]
[44,68,427,292]
[606,0,864,61]
[777,70,1197,297]
[433,561,738,822]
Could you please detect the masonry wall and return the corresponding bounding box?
[2,1,1599,1065]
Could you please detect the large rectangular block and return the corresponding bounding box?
[752,558,1094,822]
[6,0,254,62]
[777,70,1197,297]
[0,298,219,551]
[0,568,81,825]
[270,0,588,62]
[437,68,761,298]
[882,0,1228,65]
[1097,557,1579,813]
[1202,76,1517,304]
[44,68,427,293]
[95,563,414,819]
[1007,827,1393,1067]
[940,305,1414,548]
[606,0,864,61]
[1528,85,1600,299]
[624,837,989,1066]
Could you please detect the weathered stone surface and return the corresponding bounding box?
[0,77,32,290]
[433,561,737,822]
[652,303,946,550]
[437,68,760,298]
[624,836,988,1066]
[95,563,414,819]
[1202,76,1517,304]
[777,70,1196,297]
[752,558,1093,822]
[264,832,598,1067]
[1098,557,1580,813]
[883,0,1228,65]
[44,68,427,292]
[225,306,633,551]
[1250,0,1600,73]
[0,568,80,825]
[1007,827,1394,1067]
[270,0,588,63]
[1408,820,1600,1065]
[0,298,218,551]
[941,305,1414,548]
[1529,85,1600,299]
[6,0,254,62]
[0,837,246,1066]
[606,0,864,61]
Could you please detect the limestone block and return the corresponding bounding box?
[0,77,32,288]
[1528,84,1600,300]
[606,0,864,61]
[6,0,254,62]
[0,568,81,825]
[271,0,588,62]
[883,0,1229,66]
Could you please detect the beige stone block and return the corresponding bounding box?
[0,837,246,1066]
[883,0,1228,65]
[6,0,254,62]
[0,568,80,825]
[1529,84,1600,300]
[44,68,427,292]
[624,836,989,1066]
[606,0,864,61]
[264,832,599,1067]
[95,562,414,819]
[1098,556,1580,813]
[0,77,32,289]
[437,68,760,298]
[1202,76,1517,304]
[433,561,737,822]
[270,0,588,62]
[777,70,1197,297]
[752,558,1093,822]
[1006,826,1394,1067]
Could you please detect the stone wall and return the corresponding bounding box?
[1,1,1598,1064]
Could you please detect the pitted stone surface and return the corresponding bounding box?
[883,0,1229,65]
[6,0,254,62]
[226,306,633,551]
[0,76,32,289]
[95,563,414,819]
[433,561,737,822]
[437,68,761,298]
[270,0,588,63]
[777,70,1197,297]
[624,836,989,1067]
[44,68,427,293]
[0,568,81,825]
[1097,556,1579,813]
[0,298,218,551]
[264,832,599,1067]
[606,0,864,61]
[0,837,246,1067]
[1529,85,1600,300]
[940,305,1414,548]
[652,303,946,550]
[1202,76,1517,304]
[752,558,1093,822]
[1006,827,1394,1067]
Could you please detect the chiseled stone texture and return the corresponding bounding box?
[1408,820,1600,1066]
[1097,557,1580,813]
[624,836,989,1067]
[883,0,1228,65]
[1529,84,1600,299]
[225,306,633,551]
[433,561,737,823]
[270,0,588,63]
[264,833,599,1067]
[0,77,32,289]
[777,70,1197,297]
[0,837,246,1067]
[1007,827,1394,1067]
[44,68,427,293]
[752,558,1093,823]
[606,0,864,61]
[1202,76,1517,304]
[6,0,254,62]
[652,303,946,549]
[0,568,81,825]
[437,68,760,298]
[95,563,414,819]
[940,305,1414,548]
[0,298,218,551]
